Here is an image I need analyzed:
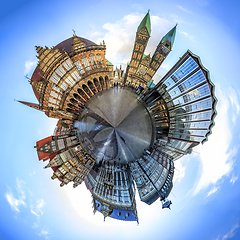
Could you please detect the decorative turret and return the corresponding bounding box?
[71,34,86,52]
[101,203,113,221]
[35,45,63,74]
[35,46,45,58]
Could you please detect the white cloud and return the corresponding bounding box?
[40,230,50,235]
[92,13,173,67]
[5,178,26,212]
[229,87,240,124]
[178,30,195,42]
[33,222,39,229]
[89,30,103,40]
[173,157,186,183]
[194,86,238,195]
[29,171,36,176]
[221,222,239,240]
[5,178,50,238]
[177,5,191,13]
[206,186,218,197]
[30,199,49,239]
[39,229,50,239]
[30,199,45,218]
[24,60,37,75]
[230,175,238,184]
[31,209,39,217]
[5,192,25,212]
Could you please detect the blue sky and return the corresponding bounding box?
[1,0,240,239]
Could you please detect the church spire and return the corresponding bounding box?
[17,100,44,112]
[137,11,151,36]
[160,24,177,50]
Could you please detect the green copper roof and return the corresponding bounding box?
[147,79,153,87]
[142,54,152,61]
[161,25,177,49]
[137,11,151,35]
[106,59,113,66]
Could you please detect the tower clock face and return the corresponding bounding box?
[139,66,146,75]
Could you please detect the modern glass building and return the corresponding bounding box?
[143,50,217,161]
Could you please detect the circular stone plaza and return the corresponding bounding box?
[75,88,153,164]
[19,12,217,222]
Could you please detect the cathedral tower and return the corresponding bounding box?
[125,11,151,87]
[144,25,177,82]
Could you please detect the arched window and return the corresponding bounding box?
[82,84,92,96]
[66,108,74,113]
[77,88,88,100]
[88,81,96,93]
[105,76,109,88]
[73,93,82,101]
[70,98,78,104]
[99,76,104,90]
[93,78,100,91]
[67,103,77,109]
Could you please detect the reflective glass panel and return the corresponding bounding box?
[164,69,206,102]
[170,120,211,129]
[157,56,198,94]
[171,110,212,122]
[167,83,211,108]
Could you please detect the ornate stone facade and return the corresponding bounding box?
[25,34,113,120]
[49,145,95,188]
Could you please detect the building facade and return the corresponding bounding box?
[21,33,115,120]
[130,150,174,205]
[49,145,95,187]
[35,133,78,161]
[142,50,217,160]
[92,161,138,222]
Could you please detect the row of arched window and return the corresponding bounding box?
[66,76,109,114]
